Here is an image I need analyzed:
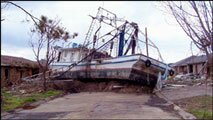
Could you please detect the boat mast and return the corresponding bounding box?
[118,24,126,56]
[145,27,149,57]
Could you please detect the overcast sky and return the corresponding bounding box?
[1,1,201,63]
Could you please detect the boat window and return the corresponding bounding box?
[64,51,68,57]
[57,52,61,62]
[71,52,75,57]
[70,52,74,61]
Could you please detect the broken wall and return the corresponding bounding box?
[1,66,36,87]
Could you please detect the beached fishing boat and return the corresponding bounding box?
[50,7,174,88]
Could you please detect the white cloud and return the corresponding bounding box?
[1,44,40,61]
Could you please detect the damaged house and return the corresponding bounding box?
[172,55,210,78]
[1,55,39,87]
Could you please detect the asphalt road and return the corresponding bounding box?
[2,92,181,119]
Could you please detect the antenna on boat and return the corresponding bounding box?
[145,27,149,57]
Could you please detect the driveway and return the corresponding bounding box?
[2,92,181,119]
[161,84,212,101]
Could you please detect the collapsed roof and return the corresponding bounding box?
[1,55,39,68]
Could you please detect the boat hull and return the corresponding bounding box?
[51,54,169,87]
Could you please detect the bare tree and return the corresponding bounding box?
[1,1,78,90]
[163,1,213,79]
[1,2,9,21]
[29,16,77,91]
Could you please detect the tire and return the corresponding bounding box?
[145,59,151,67]
[169,70,174,76]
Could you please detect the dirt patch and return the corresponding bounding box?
[4,82,43,96]
[2,80,62,97]
[22,104,38,110]
[3,78,154,96]
[51,79,153,94]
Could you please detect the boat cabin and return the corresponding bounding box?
[56,47,111,63]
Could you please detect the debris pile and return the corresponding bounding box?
[173,73,206,81]
[52,80,153,94]
[4,81,53,95]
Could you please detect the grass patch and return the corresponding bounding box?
[188,109,212,119]
[30,90,62,100]
[175,95,213,119]
[1,89,62,112]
